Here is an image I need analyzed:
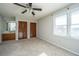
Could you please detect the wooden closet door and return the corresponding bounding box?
[30,23,36,38]
[18,21,27,39]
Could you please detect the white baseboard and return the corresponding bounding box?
[38,37,79,56]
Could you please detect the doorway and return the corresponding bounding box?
[18,21,27,39]
[30,23,36,38]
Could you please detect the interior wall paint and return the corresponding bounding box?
[0,17,7,33]
[0,16,7,42]
[0,16,2,43]
[1,16,16,33]
[37,11,79,55]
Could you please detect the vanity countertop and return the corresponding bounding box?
[2,31,15,34]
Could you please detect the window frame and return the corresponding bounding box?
[53,11,68,37]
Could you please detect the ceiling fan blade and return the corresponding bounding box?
[21,10,27,14]
[33,8,42,11]
[29,3,32,7]
[13,3,26,8]
[32,12,35,16]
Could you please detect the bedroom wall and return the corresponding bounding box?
[37,4,79,55]
[0,16,2,43]
[0,16,6,42]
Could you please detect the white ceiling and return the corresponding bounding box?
[0,3,70,20]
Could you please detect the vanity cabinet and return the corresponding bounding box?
[2,33,15,41]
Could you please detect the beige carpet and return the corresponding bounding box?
[0,38,76,56]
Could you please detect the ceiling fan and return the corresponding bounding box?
[13,3,42,16]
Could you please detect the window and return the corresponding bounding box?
[53,5,79,40]
[8,22,16,31]
[54,14,67,36]
[71,10,79,38]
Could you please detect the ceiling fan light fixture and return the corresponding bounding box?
[13,3,42,16]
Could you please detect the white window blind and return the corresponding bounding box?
[54,14,67,36]
[71,10,79,39]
